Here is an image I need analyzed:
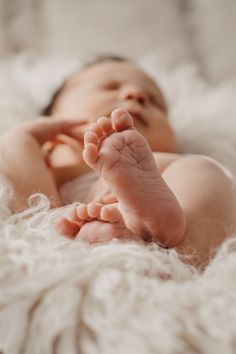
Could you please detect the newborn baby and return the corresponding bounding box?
[1,56,236,268]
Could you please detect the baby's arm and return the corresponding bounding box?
[0,118,85,212]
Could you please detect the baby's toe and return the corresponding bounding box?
[100,205,122,223]
[84,131,98,145]
[54,217,80,238]
[89,121,103,138]
[111,108,134,132]
[82,143,98,165]
[96,116,113,135]
[76,203,92,220]
[68,205,78,220]
[87,203,103,218]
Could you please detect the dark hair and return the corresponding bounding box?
[41,54,130,116]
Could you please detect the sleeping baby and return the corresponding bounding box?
[1,55,236,268]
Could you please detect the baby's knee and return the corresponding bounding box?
[196,155,233,179]
[182,155,236,216]
[182,154,234,181]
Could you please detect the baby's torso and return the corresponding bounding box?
[59,171,99,205]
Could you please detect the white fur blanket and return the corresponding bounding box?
[1,53,236,354]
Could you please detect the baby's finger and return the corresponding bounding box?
[22,117,88,145]
[51,134,83,154]
[69,126,86,143]
[53,133,82,145]
[55,119,88,131]
[48,119,88,141]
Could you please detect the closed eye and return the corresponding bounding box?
[102,81,120,90]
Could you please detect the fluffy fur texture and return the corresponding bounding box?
[1,1,236,353]
[0,53,236,354]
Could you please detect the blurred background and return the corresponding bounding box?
[0,0,236,175]
[0,0,236,83]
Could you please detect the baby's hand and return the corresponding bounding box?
[17,116,87,145]
[14,117,89,167]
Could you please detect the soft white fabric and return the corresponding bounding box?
[0,53,236,354]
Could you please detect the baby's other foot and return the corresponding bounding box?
[55,202,141,243]
[75,202,142,243]
[54,202,103,239]
[82,108,186,247]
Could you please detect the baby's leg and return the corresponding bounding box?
[162,156,236,267]
[56,108,236,268]
[82,109,236,267]
[83,108,186,247]
[56,109,185,246]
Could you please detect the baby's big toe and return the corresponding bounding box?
[54,217,80,238]
[100,205,122,223]
[111,108,134,132]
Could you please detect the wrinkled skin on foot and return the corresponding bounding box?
[55,108,185,247]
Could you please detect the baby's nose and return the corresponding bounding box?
[120,85,149,106]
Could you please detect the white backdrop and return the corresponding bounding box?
[0,0,236,82]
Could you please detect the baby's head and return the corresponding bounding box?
[43,55,176,152]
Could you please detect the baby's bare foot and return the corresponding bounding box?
[76,203,142,243]
[83,108,186,247]
[56,202,141,243]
